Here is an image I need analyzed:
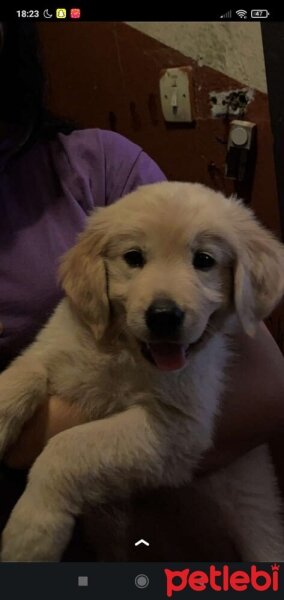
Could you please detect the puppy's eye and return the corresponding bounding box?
[123,250,145,268]
[193,252,216,271]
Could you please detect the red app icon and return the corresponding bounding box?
[70,8,81,19]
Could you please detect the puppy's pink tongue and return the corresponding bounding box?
[149,343,187,371]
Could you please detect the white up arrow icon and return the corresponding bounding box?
[134,539,150,547]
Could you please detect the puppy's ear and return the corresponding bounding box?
[233,207,284,335]
[59,211,109,340]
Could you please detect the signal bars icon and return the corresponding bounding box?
[220,10,232,19]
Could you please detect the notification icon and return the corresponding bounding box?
[70,8,81,18]
[56,8,66,18]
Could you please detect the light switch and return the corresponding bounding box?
[159,67,194,123]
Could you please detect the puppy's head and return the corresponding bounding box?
[59,182,284,371]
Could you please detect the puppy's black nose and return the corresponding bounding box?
[145,299,185,337]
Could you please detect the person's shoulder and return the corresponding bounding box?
[57,128,140,156]
[56,127,142,176]
[56,128,166,204]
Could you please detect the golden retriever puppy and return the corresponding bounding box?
[1,181,284,561]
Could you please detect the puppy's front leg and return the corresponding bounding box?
[0,355,48,458]
[1,405,165,562]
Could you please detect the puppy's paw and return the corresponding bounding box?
[1,492,74,562]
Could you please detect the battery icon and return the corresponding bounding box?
[251,9,270,18]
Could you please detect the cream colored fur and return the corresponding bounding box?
[1,181,284,561]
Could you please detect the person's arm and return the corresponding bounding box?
[199,323,284,473]
[4,324,284,471]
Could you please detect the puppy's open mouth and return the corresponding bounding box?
[140,341,190,371]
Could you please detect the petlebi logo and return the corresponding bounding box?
[164,564,280,596]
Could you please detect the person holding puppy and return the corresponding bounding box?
[1,22,284,559]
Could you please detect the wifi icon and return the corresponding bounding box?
[236,9,247,18]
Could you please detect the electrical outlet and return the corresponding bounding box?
[159,67,194,123]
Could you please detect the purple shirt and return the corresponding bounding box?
[0,129,166,370]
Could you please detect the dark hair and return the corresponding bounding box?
[0,22,75,143]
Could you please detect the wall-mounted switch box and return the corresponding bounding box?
[226,120,256,181]
[159,67,194,123]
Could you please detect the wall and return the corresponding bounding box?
[37,22,279,227]
[127,22,267,93]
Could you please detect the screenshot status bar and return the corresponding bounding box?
[0,8,282,22]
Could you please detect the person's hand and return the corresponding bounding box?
[3,396,87,469]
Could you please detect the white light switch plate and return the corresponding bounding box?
[159,67,194,123]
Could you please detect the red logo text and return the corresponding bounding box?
[164,564,280,596]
